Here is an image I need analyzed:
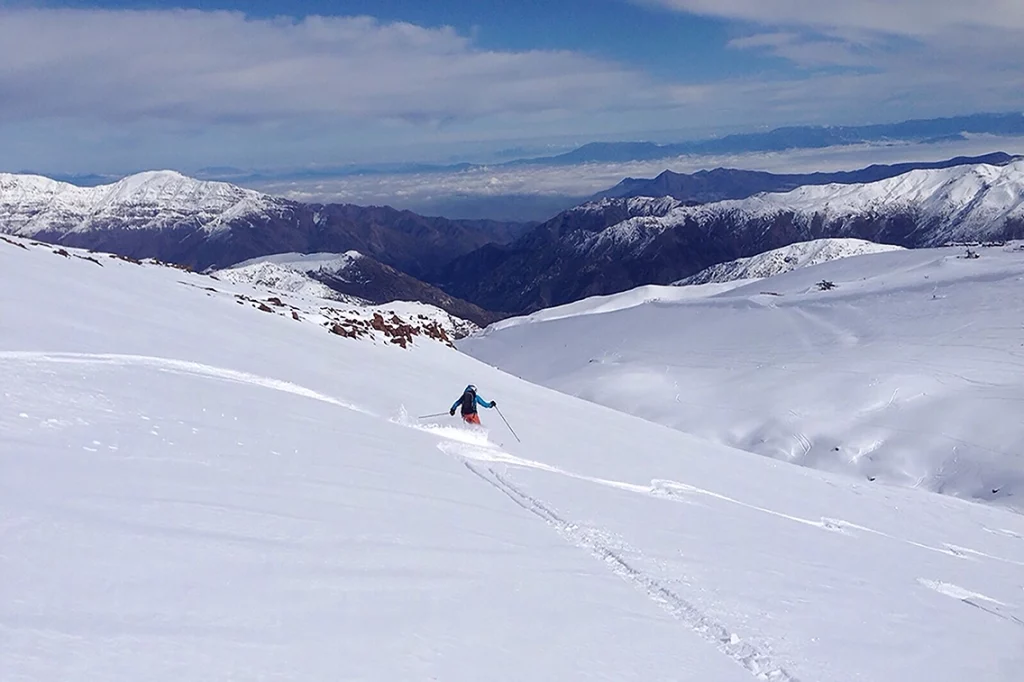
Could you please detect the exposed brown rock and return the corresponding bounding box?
[1,236,28,250]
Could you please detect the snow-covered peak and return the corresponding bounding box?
[728,160,1024,219]
[695,161,1024,240]
[0,169,285,237]
[676,238,905,285]
[571,195,682,217]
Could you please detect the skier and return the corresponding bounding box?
[450,384,496,425]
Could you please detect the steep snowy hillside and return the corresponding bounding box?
[677,238,904,285]
[440,160,1024,314]
[463,242,1024,512]
[4,234,1024,682]
[220,251,494,329]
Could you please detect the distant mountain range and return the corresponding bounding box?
[33,113,1024,191]
[515,113,1024,166]
[5,152,1024,321]
[436,159,1024,313]
[596,152,1021,202]
[0,169,528,275]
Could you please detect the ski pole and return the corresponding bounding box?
[418,412,451,420]
[494,405,521,443]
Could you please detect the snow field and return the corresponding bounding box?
[3,235,1024,681]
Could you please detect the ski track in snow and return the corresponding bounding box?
[917,580,1024,628]
[0,351,371,415]
[5,349,1023,674]
[434,438,1024,570]
[463,461,798,682]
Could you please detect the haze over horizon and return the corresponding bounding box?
[4,0,1024,176]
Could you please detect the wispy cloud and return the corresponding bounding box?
[0,8,672,126]
[639,0,1024,37]
[638,0,1024,129]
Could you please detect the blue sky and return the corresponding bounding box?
[2,0,1023,174]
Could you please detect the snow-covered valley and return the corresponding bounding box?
[3,235,1024,681]
[464,242,1024,510]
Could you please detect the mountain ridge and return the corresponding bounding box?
[515,113,1024,166]
[438,160,1024,313]
[595,152,1021,202]
[0,168,529,280]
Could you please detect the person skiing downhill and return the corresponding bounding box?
[450,384,495,425]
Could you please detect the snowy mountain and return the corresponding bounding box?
[0,170,285,235]
[595,152,1020,202]
[5,230,1024,681]
[440,160,1024,313]
[220,251,497,328]
[676,238,904,285]
[463,241,1024,510]
[0,170,528,276]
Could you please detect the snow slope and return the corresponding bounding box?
[464,243,1024,510]
[489,281,754,331]
[0,170,284,236]
[677,238,904,285]
[3,235,1024,681]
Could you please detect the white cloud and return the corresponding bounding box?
[0,8,671,125]
[640,0,1024,37]
[640,0,1024,123]
[2,4,1024,174]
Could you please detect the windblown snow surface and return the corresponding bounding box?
[3,235,1024,681]
[464,242,1024,510]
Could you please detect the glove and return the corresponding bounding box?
[490,401,497,408]
[449,407,456,416]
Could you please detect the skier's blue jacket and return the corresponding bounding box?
[452,388,494,415]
